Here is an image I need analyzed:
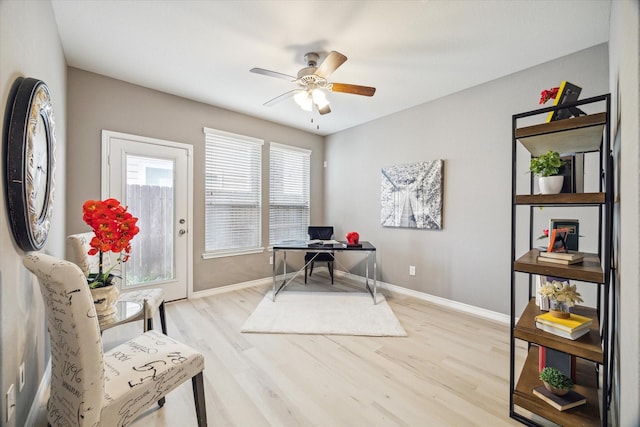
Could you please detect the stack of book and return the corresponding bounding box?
[535,312,593,340]
[536,250,584,265]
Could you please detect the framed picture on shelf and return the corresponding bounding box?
[547,228,569,253]
[546,81,583,122]
[550,219,579,251]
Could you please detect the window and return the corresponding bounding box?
[204,128,263,258]
[269,142,311,245]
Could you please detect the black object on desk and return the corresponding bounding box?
[305,226,335,284]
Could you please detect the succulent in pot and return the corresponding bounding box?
[539,367,573,395]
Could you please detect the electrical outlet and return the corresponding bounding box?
[19,362,25,391]
[409,265,416,276]
[6,383,15,422]
[269,256,273,265]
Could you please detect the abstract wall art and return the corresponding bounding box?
[380,159,443,229]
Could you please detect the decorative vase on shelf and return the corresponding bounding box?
[539,175,564,194]
[543,381,570,396]
[549,299,570,319]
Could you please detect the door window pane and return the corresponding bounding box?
[125,155,175,286]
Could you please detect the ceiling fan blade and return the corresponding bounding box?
[250,68,297,81]
[331,83,376,97]
[263,89,301,106]
[314,51,347,79]
[318,104,331,115]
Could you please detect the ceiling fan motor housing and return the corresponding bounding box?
[303,52,319,67]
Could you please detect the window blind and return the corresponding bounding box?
[269,142,311,245]
[204,127,263,257]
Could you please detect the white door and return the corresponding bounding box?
[102,130,192,301]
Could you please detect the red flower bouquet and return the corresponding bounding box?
[346,231,360,245]
[82,198,139,288]
[539,87,559,105]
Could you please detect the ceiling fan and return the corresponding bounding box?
[250,51,376,115]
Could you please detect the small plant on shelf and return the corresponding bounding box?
[539,367,573,395]
[530,150,566,194]
[529,150,565,177]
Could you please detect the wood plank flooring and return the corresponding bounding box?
[111,277,525,426]
[35,274,528,426]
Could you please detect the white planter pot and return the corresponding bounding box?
[539,175,564,194]
[90,284,120,318]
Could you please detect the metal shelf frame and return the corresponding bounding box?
[509,94,613,427]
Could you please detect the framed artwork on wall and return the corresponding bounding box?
[380,159,443,230]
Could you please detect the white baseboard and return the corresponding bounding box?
[190,271,510,324]
[336,271,510,324]
[191,276,273,299]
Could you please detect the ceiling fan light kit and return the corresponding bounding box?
[251,51,376,116]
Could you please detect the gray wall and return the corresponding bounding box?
[610,1,640,425]
[65,68,325,292]
[0,1,67,426]
[324,44,609,315]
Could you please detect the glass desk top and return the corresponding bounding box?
[98,300,143,331]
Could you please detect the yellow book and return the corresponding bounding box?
[535,311,593,332]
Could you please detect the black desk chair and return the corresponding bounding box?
[305,226,335,284]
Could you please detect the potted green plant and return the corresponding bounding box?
[530,150,565,194]
[539,367,573,396]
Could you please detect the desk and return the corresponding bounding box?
[272,241,377,303]
[98,300,144,332]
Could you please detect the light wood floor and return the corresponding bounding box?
[38,275,527,426]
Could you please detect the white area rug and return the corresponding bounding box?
[241,291,407,337]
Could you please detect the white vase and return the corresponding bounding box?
[539,175,564,194]
[90,284,120,318]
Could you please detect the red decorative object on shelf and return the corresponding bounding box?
[346,231,360,245]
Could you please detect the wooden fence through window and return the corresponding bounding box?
[125,184,174,285]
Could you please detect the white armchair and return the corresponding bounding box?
[67,232,167,334]
[23,252,207,426]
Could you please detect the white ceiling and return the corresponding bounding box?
[51,0,610,136]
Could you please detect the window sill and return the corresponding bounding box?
[202,247,264,260]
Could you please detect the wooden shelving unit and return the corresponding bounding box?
[516,112,606,156]
[514,348,601,427]
[514,249,604,284]
[509,95,612,427]
[515,300,603,363]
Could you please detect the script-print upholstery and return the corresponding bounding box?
[67,232,167,333]
[23,252,207,427]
